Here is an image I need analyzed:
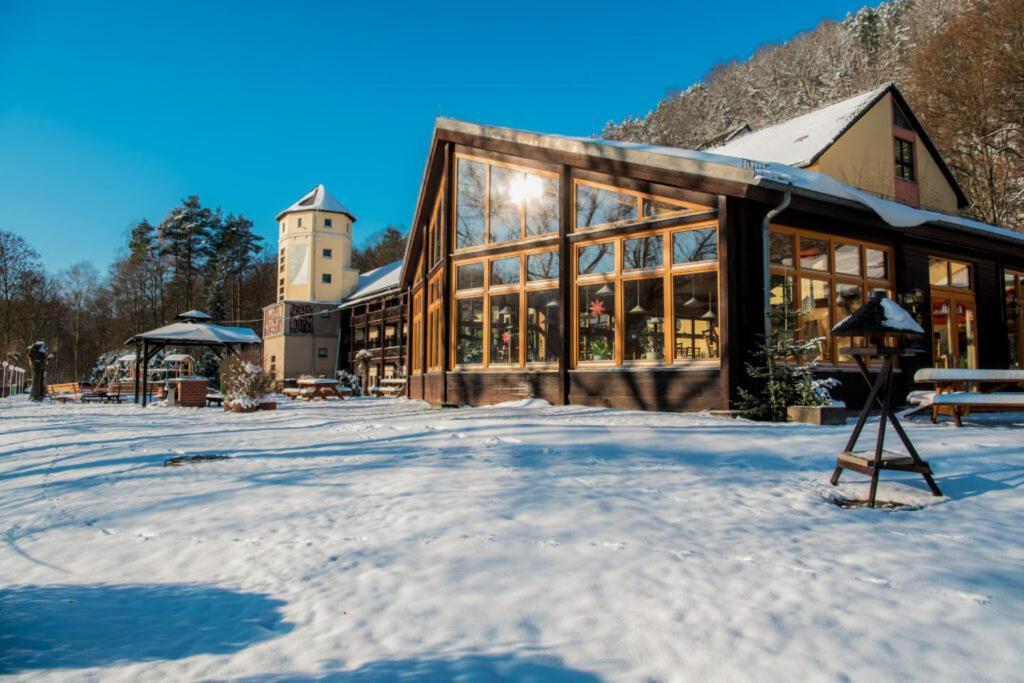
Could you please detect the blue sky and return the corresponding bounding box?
[0,0,870,272]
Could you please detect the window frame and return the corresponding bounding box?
[768,225,894,365]
[450,247,561,371]
[894,137,915,182]
[573,178,711,234]
[453,154,560,253]
[573,220,721,368]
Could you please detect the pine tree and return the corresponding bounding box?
[158,196,217,312]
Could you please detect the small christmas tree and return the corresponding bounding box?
[734,333,838,422]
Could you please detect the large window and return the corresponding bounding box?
[427,191,443,267]
[411,290,423,373]
[452,250,559,369]
[930,257,977,369]
[575,221,719,366]
[574,179,709,232]
[768,227,893,364]
[455,155,558,250]
[426,272,443,371]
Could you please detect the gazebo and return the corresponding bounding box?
[126,311,261,406]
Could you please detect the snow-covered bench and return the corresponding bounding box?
[911,368,1024,426]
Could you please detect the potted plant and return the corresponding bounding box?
[588,338,612,361]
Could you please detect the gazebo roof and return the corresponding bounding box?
[176,310,213,322]
[127,321,261,347]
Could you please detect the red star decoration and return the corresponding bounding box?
[589,299,606,317]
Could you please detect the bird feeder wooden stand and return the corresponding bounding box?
[829,293,942,507]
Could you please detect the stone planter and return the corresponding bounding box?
[787,405,847,426]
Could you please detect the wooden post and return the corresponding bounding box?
[141,340,149,407]
[440,142,452,405]
[133,341,141,404]
[557,164,572,406]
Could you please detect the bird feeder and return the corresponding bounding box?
[829,291,942,507]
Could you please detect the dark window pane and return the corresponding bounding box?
[769,273,797,348]
[673,228,717,264]
[489,293,520,366]
[575,183,637,229]
[456,159,486,248]
[769,231,794,268]
[643,197,693,217]
[673,272,719,360]
[456,262,484,290]
[455,297,484,364]
[624,279,665,361]
[577,243,616,275]
[578,283,616,361]
[527,289,560,363]
[624,235,664,270]
[489,165,522,243]
[525,174,559,236]
[490,256,520,286]
[526,251,559,281]
[799,236,829,271]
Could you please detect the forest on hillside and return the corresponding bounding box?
[603,0,1023,229]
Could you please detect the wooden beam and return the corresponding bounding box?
[558,164,572,406]
[440,142,453,405]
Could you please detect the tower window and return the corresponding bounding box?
[318,347,328,358]
[322,273,332,284]
[279,221,285,232]
[298,217,303,227]
[325,218,333,228]
[895,138,915,181]
[323,248,332,258]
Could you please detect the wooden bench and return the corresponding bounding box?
[911,368,1024,426]
[369,378,406,397]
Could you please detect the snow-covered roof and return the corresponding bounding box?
[341,260,403,309]
[176,310,212,322]
[127,322,261,346]
[116,353,137,363]
[164,353,194,362]
[276,184,356,221]
[708,85,891,167]
[430,118,1024,248]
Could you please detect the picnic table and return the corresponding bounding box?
[910,368,1024,426]
[287,377,351,401]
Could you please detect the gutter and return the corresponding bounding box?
[761,189,791,340]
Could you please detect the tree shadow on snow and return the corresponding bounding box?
[0,583,292,673]
[229,652,603,682]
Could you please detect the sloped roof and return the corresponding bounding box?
[276,184,356,221]
[127,322,261,346]
[709,84,891,167]
[176,310,212,322]
[340,260,403,308]
[401,117,1017,288]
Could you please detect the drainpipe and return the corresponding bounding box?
[762,189,791,340]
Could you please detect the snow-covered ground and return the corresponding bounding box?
[0,397,1021,681]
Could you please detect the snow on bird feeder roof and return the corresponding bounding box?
[831,291,924,337]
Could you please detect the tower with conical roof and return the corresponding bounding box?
[262,185,360,381]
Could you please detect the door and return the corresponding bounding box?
[930,293,977,368]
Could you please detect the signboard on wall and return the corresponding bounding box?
[288,303,314,335]
[263,303,284,338]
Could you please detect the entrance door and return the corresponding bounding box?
[930,257,977,369]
